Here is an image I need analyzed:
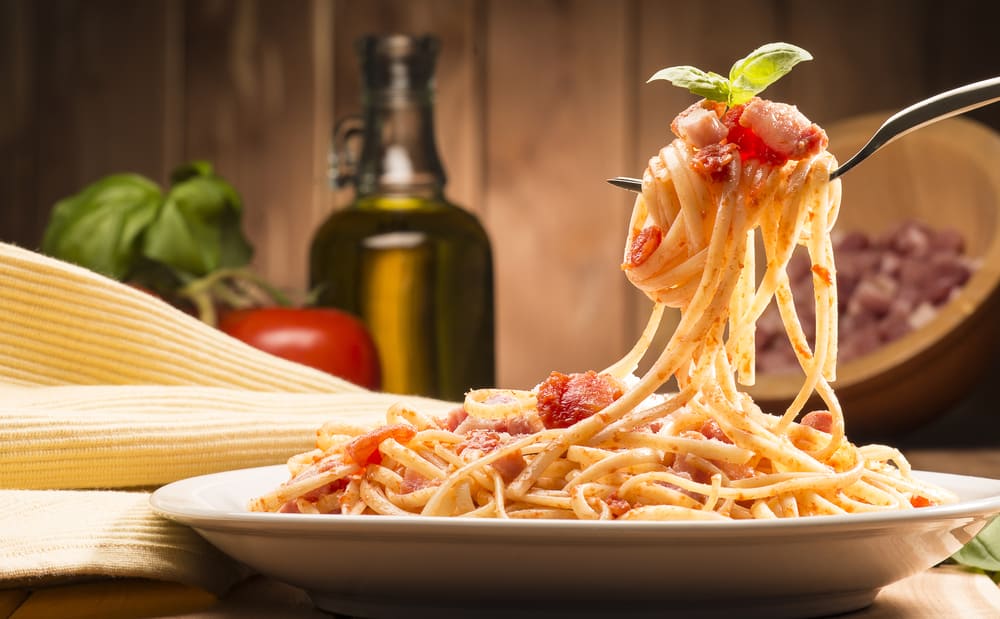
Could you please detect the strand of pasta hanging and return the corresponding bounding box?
[250,43,956,520]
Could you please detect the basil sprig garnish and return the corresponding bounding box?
[143,162,252,279]
[41,161,253,288]
[647,42,812,107]
[42,174,163,280]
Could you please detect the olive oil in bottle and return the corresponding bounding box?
[310,35,494,401]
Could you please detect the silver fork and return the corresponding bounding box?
[608,75,1000,193]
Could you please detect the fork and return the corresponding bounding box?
[608,75,1000,193]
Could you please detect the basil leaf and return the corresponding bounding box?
[728,42,813,106]
[142,164,253,278]
[953,517,1000,571]
[647,66,730,103]
[41,174,162,280]
[169,160,215,186]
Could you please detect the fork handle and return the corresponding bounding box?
[830,76,1000,179]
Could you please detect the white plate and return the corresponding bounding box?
[150,465,1000,619]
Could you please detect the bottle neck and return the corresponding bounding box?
[356,89,446,200]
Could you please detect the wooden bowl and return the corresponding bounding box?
[747,112,1000,441]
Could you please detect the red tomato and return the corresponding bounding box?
[219,307,381,390]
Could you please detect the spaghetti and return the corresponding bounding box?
[251,86,955,520]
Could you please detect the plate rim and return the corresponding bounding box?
[150,464,1000,538]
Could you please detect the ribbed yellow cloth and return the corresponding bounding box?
[0,242,454,601]
[1,385,448,490]
[1,490,248,595]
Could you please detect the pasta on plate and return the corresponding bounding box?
[251,45,956,521]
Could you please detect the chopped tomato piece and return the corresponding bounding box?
[536,370,624,429]
[626,225,663,268]
[604,493,631,518]
[722,104,787,166]
[812,264,833,286]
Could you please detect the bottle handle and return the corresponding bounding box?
[329,116,365,189]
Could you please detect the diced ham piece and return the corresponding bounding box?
[657,467,705,502]
[604,493,631,518]
[453,415,506,436]
[737,98,828,161]
[536,370,625,429]
[671,101,729,148]
[930,228,965,254]
[925,254,972,304]
[457,429,502,453]
[699,419,732,444]
[303,478,349,501]
[852,274,897,317]
[345,424,417,467]
[890,220,932,258]
[715,460,754,481]
[689,424,754,481]
[277,478,350,513]
[800,410,833,434]
[451,411,542,436]
[671,454,711,484]
[878,301,912,342]
[455,429,526,483]
[837,322,881,361]
[837,230,870,252]
[442,407,468,431]
[491,450,527,483]
[400,469,433,494]
[506,414,544,435]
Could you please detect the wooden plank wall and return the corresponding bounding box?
[2,0,999,390]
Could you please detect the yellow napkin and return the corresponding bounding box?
[0,242,453,605]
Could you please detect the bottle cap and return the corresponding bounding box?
[356,34,439,93]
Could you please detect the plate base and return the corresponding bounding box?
[310,588,879,619]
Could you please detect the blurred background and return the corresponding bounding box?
[2,0,1000,442]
